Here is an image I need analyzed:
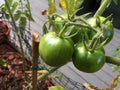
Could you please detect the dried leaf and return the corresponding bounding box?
[48,85,66,90]
[41,10,48,15]
[83,83,100,90]
[58,0,67,12]
[48,0,56,14]
[108,75,120,89]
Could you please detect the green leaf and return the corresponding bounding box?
[7,0,13,6]
[42,24,48,34]
[14,10,21,21]
[74,0,84,9]
[19,16,27,30]
[0,59,7,67]
[58,0,67,12]
[112,65,120,72]
[59,0,84,18]
[112,45,120,57]
[25,4,34,21]
[2,4,8,13]
[48,86,66,90]
[113,0,118,5]
[101,0,111,8]
[48,0,56,14]
[112,45,120,72]
[11,1,19,13]
[0,4,5,12]
[24,10,35,21]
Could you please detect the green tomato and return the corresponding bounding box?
[39,32,73,67]
[72,42,105,73]
[87,16,114,45]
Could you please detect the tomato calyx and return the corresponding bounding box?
[42,13,98,40]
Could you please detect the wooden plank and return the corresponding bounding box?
[67,62,108,88]
[58,64,87,83]
[104,29,120,56]
[101,64,120,78]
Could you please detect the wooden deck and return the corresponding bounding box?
[1,0,120,89]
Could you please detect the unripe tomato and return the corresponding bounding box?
[39,32,74,67]
[87,16,114,45]
[72,42,105,73]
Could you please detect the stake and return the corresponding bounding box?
[32,32,40,90]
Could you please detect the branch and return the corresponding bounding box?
[106,56,120,66]
[94,0,112,17]
[37,67,59,83]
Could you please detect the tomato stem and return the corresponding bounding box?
[42,20,49,34]
[58,23,69,37]
[88,31,103,51]
[94,0,112,17]
[52,13,68,20]
[73,17,98,32]
[106,56,120,66]
[58,21,97,38]
[37,67,59,83]
[64,29,79,38]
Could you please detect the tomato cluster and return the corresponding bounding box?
[39,14,114,73]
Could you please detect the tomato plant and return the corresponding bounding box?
[87,16,114,45]
[52,14,83,44]
[53,14,87,44]
[53,14,68,32]
[39,32,74,67]
[72,42,105,73]
[69,26,82,44]
[69,26,91,44]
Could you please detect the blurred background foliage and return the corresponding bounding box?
[76,0,120,29]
